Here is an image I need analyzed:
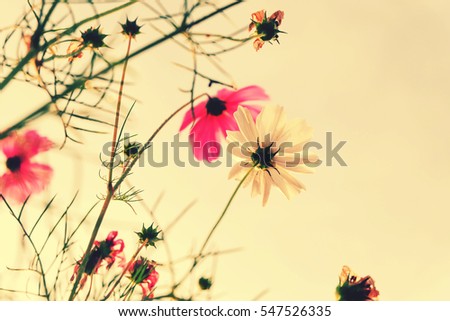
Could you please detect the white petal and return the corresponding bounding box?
[256,105,287,145]
[251,170,262,197]
[275,118,304,145]
[269,168,292,200]
[274,154,316,173]
[228,162,245,179]
[226,130,247,145]
[278,166,306,192]
[233,106,258,143]
[262,170,273,206]
[243,168,257,188]
[291,121,314,147]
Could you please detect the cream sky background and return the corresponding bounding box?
[1,0,450,300]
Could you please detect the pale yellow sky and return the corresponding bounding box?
[1,0,450,300]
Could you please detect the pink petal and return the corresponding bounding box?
[0,162,53,203]
[0,130,52,158]
[179,101,207,131]
[0,133,21,158]
[269,10,284,26]
[149,269,159,286]
[226,86,269,106]
[106,231,118,242]
[217,112,239,138]
[114,238,125,252]
[189,116,221,162]
[140,283,149,299]
[23,130,53,157]
[216,88,235,102]
[115,251,127,269]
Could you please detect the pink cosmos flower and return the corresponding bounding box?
[179,86,269,162]
[0,130,53,203]
[128,257,159,300]
[248,10,285,51]
[71,231,126,289]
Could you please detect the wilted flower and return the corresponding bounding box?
[179,86,269,162]
[0,130,53,203]
[248,10,285,51]
[336,265,380,301]
[136,223,162,248]
[71,231,125,289]
[128,257,159,299]
[121,17,142,38]
[67,26,108,62]
[226,105,316,206]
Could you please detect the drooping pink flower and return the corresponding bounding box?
[0,130,53,203]
[128,257,159,300]
[336,266,380,301]
[71,231,126,289]
[248,10,285,51]
[179,86,269,162]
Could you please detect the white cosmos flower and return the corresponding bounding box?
[226,105,316,206]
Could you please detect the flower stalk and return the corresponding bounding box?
[69,93,208,300]
[174,165,255,289]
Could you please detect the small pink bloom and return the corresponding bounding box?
[248,10,285,51]
[179,86,269,162]
[128,257,159,300]
[71,231,126,289]
[0,130,53,203]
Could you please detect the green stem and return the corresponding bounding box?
[68,33,134,301]
[172,166,254,291]
[108,36,132,186]
[199,166,254,257]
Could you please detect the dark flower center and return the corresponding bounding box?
[121,18,142,37]
[125,142,141,158]
[199,277,213,290]
[99,239,114,258]
[6,156,22,172]
[206,97,226,116]
[81,27,107,48]
[84,239,113,275]
[257,21,278,41]
[251,143,277,169]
